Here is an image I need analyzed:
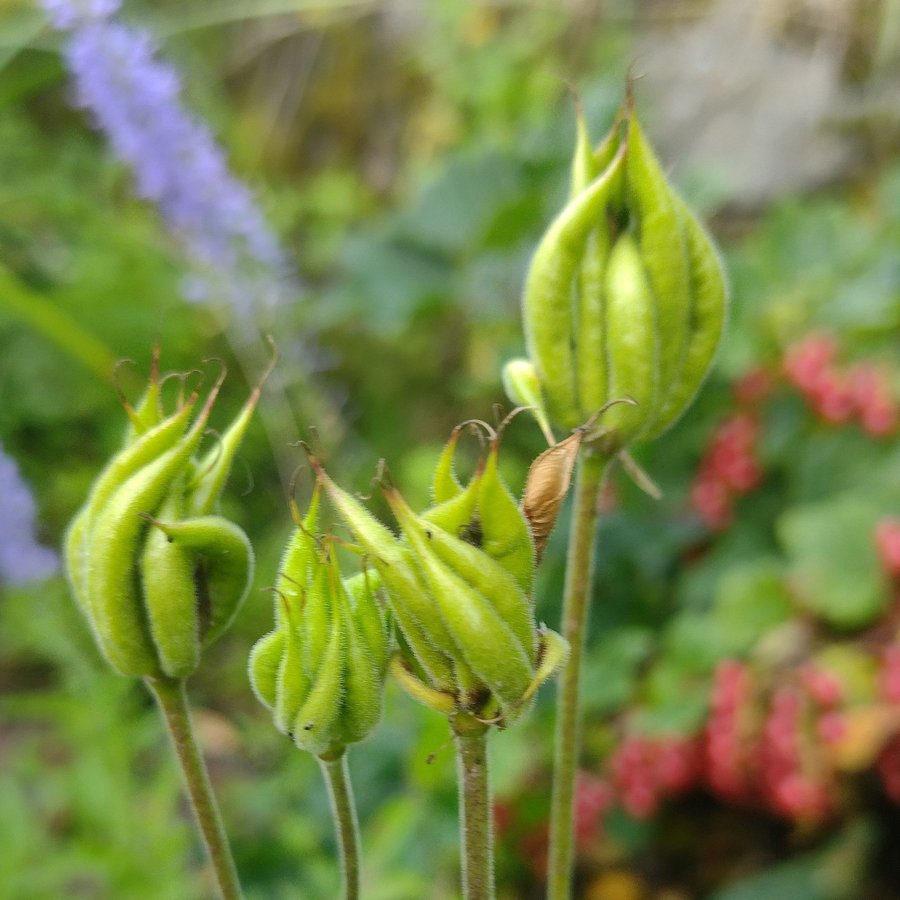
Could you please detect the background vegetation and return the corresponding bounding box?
[1,0,899,897]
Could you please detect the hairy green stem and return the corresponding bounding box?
[319,750,361,900]
[146,676,243,900]
[453,717,493,900]
[547,451,607,899]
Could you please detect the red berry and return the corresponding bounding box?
[801,665,843,708]
[875,519,900,577]
[784,334,838,392]
[734,367,776,407]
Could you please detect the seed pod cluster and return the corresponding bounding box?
[64,354,257,679]
[508,99,728,448]
[309,426,570,728]
[248,487,390,756]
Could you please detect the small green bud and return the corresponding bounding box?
[248,504,390,756]
[63,355,259,679]
[515,97,728,448]
[501,359,555,446]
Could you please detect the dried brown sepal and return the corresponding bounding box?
[522,430,584,559]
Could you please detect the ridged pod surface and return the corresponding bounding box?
[508,100,728,448]
[248,496,389,756]
[63,357,259,679]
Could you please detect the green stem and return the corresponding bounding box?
[319,750,361,900]
[547,450,607,900]
[453,716,494,900]
[146,676,243,900]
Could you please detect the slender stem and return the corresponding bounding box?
[453,717,493,900]
[146,676,243,900]
[547,450,607,900]
[319,750,361,900]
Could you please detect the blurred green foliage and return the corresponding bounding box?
[1,1,899,898]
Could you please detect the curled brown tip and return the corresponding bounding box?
[563,79,582,114]
[580,395,639,433]
[494,404,535,442]
[452,418,496,443]
[149,342,161,384]
[293,441,325,483]
[373,458,393,492]
[112,357,139,419]
[158,368,203,412]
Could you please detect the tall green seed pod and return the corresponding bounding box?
[63,355,259,679]
[248,500,390,756]
[510,96,728,450]
[310,430,569,730]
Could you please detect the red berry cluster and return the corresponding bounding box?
[609,733,701,818]
[760,686,833,821]
[573,771,614,847]
[704,660,757,803]
[492,770,614,882]
[784,333,897,435]
[690,413,763,530]
[605,660,856,824]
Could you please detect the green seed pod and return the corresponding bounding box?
[87,401,215,676]
[641,195,729,439]
[274,483,321,627]
[431,424,466,504]
[249,512,390,755]
[515,97,727,448]
[64,355,261,680]
[145,513,254,652]
[248,628,284,710]
[310,445,568,729]
[623,111,690,428]
[477,442,535,594]
[188,375,263,516]
[601,232,659,441]
[383,484,536,665]
[345,568,390,673]
[391,490,533,718]
[523,142,627,429]
[310,456,459,688]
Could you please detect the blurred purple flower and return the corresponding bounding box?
[0,443,58,585]
[41,0,291,316]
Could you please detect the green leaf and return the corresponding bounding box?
[712,558,792,654]
[778,496,886,629]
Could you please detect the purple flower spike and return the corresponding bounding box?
[42,0,291,316]
[0,443,58,585]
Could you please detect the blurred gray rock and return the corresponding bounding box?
[636,0,899,208]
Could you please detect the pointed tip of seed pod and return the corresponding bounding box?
[624,64,640,113]
[112,357,141,423]
[185,359,227,430]
[246,335,278,408]
[563,79,583,115]
[297,441,322,472]
[374,458,393,491]
[149,342,161,383]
